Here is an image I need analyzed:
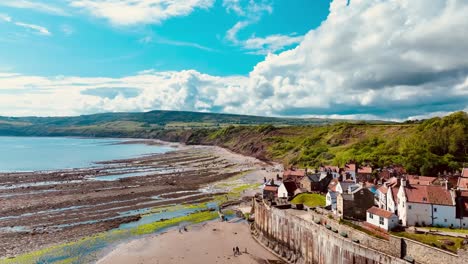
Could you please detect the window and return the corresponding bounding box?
[379,217,384,225]
[444,219,447,223]
[408,205,412,210]
[369,213,373,219]
[434,208,437,212]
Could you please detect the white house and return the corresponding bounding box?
[375,177,399,211]
[376,185,389,209]
[326,179,343,211]
[326,178,361,213]
[366,206,399,231]
[277,181,300,199]
[397,179,458,227]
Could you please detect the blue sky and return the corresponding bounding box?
[0,0,467,120]
[0,0,330,77]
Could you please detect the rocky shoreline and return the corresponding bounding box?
[0,142,267,258]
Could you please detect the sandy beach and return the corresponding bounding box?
[98,220,281,264]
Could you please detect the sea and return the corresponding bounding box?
[0,136,173,172]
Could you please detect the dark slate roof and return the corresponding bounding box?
[307,173,321,183]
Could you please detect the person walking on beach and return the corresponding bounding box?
[236,246,240,255]
[233,247,236,256]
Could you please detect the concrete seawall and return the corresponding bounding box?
[253,199,406,264]
[253,199,468,264]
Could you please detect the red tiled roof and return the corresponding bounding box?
[367,206,396,219]
[462,168,468,177]
[404,185,453,206]
[345,163,356,172]
[264,185,278,192]
[407,175,436,186]
[328,178,339,192]
[378,185,388,194]
[358,166,372,174]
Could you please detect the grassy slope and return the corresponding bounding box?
[291,194,326,207]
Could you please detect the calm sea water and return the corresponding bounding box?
[0,136,173,172]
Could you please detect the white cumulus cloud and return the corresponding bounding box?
[1,0,468,120]
[15,22,51,36]
[69,0,215,26]
[0,0,68,16]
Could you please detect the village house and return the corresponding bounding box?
[336,184,375,220]
[397,179,458,227]
[319,165,341,179]
[326,179,341,211]
[300,172,332,193]
[366,206,399,231]
[278,180,300,199]
[262,180,279,201]
[343,164,358,183]
[375,177,399,211]
[283,168,306,182]
[377,166,406,183]
[326,178,361,212]
[386,185,399,214]
[406,175,437,186]
[342,163,373,183]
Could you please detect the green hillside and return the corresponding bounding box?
[180,111,468,175]
[0,110,466,175]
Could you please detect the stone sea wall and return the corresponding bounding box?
[253,199,468,264]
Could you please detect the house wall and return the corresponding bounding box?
[433,204,459,227]
[339,189,375,220]
[300,178,311,192]
[278,184,288,198]
[367,213,398,231]
[376,190,387,209]
[406,202,432,226]
[326,191,337,210]
[462,217,468,228]
[397,186,408,226]
[367,211,384,228]
[263,190,277,201]
[387,188,397,213]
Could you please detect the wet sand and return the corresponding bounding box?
[98,221,281,264]
[0,141,269,258]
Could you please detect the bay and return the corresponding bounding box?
[0,136,172,172]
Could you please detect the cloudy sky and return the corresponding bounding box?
[0,0,467,120]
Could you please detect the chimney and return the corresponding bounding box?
[401,178,407,187]
[271,179,274,185]
[444,179,449,190]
